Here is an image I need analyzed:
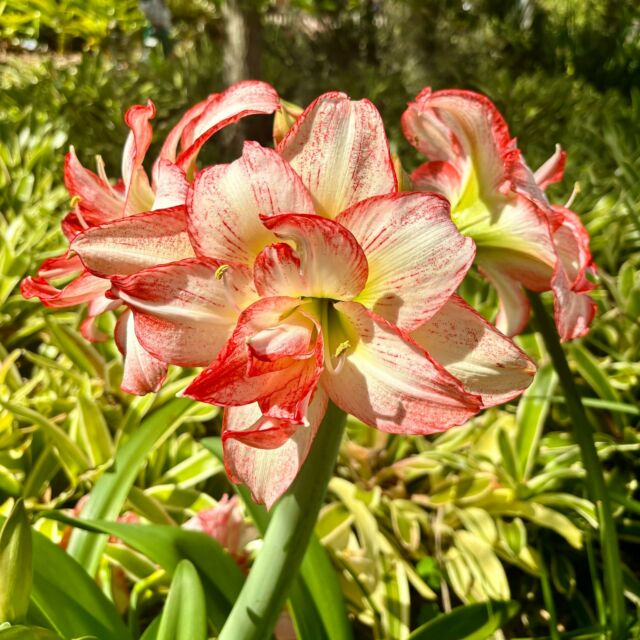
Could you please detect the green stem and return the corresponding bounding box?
[218,401,347,640]
[528,292,626,639]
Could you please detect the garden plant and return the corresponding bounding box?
[1,1,639,639]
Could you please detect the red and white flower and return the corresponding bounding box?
[401,88,596,341]
[22,81,280,394]
[103,92,536,507]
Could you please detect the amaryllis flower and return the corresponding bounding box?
[22,81,280,393]
[183,495,257,568]
[107,92,536,507]
[401,88,596,341]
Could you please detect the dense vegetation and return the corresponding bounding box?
[1,1,639,638]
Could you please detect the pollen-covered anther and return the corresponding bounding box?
[70,195,82,208]
[215,264,230,280]
[334,340,351,358]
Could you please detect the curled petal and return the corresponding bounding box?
[115,309,168,395]
[412,294,536,406]
[535,145,567,191]
[552,269,597,342]
[478,261,531,337]
[21,270,109,309]
[322,301,481,434]
[338,192,475,331]
[184,297,324,423]
[254,213,368,300]
[64,147,123,224]
[112,259,256,367]
[278,92,397,218]
[551,206,596,341]
[176,81,280,172]
[81,295,120,342]
[188,142,314,264]
[71,206,195,278]
[122,101,156,216]
[153,96,211,184]
[222,387,328,509]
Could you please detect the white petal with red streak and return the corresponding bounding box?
[412,294,535,406]
[121,101,156,216]
[113,259,256,367]
[338,192,475,331]
[184,297,323,421]
[71,206,195,278]
[176,81,280,172]
[478,260,531,337]
[115,309,167,395]
[188,142,314,264]
[322,301,481,433]
[278,92,397,218]
[152,159,189,210]
[534,145,567,190]
[254,213,368,300]
[222,387,328,509]
[64,147,123,224]
[411,160,463,202]
[21,271,110,308]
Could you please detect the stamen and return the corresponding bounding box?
[215,264,230,280]
[334,340,351,358]
[214,264,241,312]
[565,182,580,209]
[70,195,82,209]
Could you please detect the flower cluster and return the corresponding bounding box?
[23,81,596,507]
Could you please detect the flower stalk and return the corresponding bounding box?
[528,292,625,639]
[218,402,347,640]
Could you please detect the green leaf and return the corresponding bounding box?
[515,363,557,481]
[67,398,198,575]
[0,500,32,623]
[156,560,207,640]
[408,601,519,639]
[0,626,62,640]
[44,514,243,631]
[0,518,131,640]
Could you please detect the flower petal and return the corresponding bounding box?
[184,297,324,422]
[402,88,550,213]
[112,259,256,367]
[153,96,211,183]
[122,101,156,216]
[21,270,109,308]
[477,260,531,337]
[278,92,397,218]
[222,386,328,509]
[151,159,189,210]
[188,142,314,264]
[176,81,280,172]
[254,213,368,300]
[551,206,596,341]
[71,206,195,278]
[115,309,168,395]
[412,294,536,406]
[552,269,597,342]
[322,301,481,433]
[64,147,123,224]
[534,145,567,190]
[411,160,462,202]
[338,192,475,331]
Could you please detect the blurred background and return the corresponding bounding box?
[2,2,640,638]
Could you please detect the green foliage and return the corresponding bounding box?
[0,1,639,638]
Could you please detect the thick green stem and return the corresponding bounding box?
[218,402,347,640]
[528,292,626,639]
